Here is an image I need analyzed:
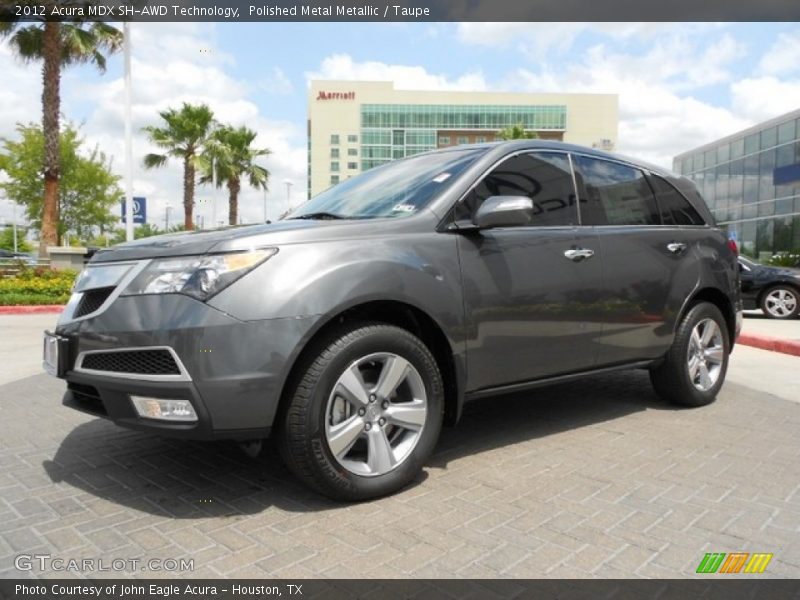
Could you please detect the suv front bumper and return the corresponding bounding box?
[52,293,318,440]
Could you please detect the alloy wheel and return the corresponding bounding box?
[764,288,797,318]
[324,352,427,477]
[686,318,724,392]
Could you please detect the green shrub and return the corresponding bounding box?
[767,252,800,268]
[0,266,77,305]
[0,292,71,305]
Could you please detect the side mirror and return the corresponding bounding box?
[473,196,533,229]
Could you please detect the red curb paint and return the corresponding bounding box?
[0,305,65,315]
[738,333,800,358]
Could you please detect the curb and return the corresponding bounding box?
[738,333,800,358]
[0,305,65,315]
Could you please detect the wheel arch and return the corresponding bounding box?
[679,286,737,347]
[275,299,465,432]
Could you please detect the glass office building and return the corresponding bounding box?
[674,109,800,258]
[308,81,618,197]
[359,104,568,171]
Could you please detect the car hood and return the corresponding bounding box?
[89,216,427,263]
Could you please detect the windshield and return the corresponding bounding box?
[290,148,486,220]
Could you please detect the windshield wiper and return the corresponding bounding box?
[290,212,345,220]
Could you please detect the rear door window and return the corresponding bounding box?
[574,156,660,226]
[457,152,578,226]
[649,175,706,226]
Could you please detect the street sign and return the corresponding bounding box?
[121,197,146,224]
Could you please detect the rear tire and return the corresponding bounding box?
[277,323,444,501]
[650,302,730,407]
[760,285,799,319]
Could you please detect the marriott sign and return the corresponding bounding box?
[316,91,355,101]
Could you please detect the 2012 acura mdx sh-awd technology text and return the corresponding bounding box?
[44,141,742,501]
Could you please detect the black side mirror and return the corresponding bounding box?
[473,196,533,229]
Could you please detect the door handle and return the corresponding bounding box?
[564,248,595,262]
[666,242,687,254]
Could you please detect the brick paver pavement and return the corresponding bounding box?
[0,370,798,579]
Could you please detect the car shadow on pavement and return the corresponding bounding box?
[42,369,678,516]
[431,368,676,469]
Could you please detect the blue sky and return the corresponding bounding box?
[2,22,800,229]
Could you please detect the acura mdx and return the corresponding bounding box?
[44,141,742,500]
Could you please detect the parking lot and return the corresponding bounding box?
[0,313,798,579]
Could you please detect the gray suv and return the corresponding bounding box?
[44,141,742,501]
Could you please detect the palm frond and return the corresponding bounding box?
[90,22,123,53]
[8,26,43,61]
[247,165,270,190]
[143,153,168,169]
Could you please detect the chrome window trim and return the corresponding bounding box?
[74,346,192,382]
[59,260,150,325]
[445,146,711,231]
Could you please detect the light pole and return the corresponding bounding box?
[12,201,17,253]
[123,22,134,242]
[284,179,293,214]
[263,187,268,223]
[165,202,172,231]
[211,156,218,228]
[0,173,15,253]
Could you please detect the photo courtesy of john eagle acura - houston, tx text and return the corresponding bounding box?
[43,140,742,501]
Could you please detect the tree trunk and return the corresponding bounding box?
[183,154,194,230]
[39,21,61,256]
[228,178,240,226]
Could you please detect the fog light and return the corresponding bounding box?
[131,396,198,422]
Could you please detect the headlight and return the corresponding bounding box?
[123,249,277,301]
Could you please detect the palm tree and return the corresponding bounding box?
[199,126,270,226]
[497,124,539,141]
[0,19,123,255]
[142,103,215,230]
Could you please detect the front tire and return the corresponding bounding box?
[650,302,730,407]
[760,285,799,319]
[277,323,444,501]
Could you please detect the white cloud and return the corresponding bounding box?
[513,60,748,168]
[758,31,800,76]
[731,77,800,123]
[306,53,487,91]
[456,22,728,57]
[0,42,43,230]
[0,44,40,136]
[498,27,751,168]
[260,67,294,95]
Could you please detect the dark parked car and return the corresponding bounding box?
[739,256,800,319]
[44,141,741,500]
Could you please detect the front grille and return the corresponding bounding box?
[67,382,107,416]
[81,349,181,376]
[74,287,115,318]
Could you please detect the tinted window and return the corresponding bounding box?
[575,156,659,226]
[458,153,577,226]
[649,175,705,226]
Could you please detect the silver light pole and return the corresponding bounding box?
[263,187,267,223]
[123,22,134,242]
[12,201,17,253]
[284,179,293,215]
[211,156,217,228]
